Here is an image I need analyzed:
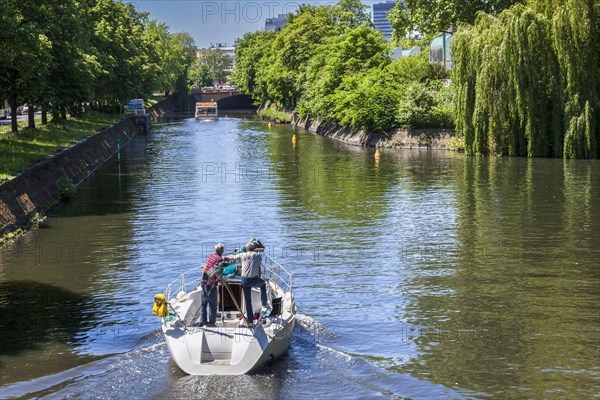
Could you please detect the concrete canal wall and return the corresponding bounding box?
[147,96,176,117]
[294,116,457,150]
[0,98,172,242]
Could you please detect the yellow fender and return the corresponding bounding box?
[152,294,168,317]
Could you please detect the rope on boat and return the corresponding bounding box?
[166,302,189,333]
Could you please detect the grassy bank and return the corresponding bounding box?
[260,105,292,123]
[0,112,121,183]
[0,117,45,134]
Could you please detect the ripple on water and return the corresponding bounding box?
[1,118,598,398]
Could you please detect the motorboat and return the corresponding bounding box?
[195,101,218,119]
[155,254,295,375]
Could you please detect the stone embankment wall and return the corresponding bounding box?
[147,96,176,118]
[0,98,172,240]
[294,116,457,150]
[258,102,457,149]
[294,118,456,150]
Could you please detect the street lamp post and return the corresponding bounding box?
[441,30,453,70]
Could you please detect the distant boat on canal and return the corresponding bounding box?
[195,101,218,119]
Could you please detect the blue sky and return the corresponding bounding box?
[132,0,382,48]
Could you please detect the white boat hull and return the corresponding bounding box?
[162,315,295,375]
[161,273,296,375]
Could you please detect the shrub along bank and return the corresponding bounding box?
[234,2,453,140]
[236,0,598,159]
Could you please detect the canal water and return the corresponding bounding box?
[1,117,598,399]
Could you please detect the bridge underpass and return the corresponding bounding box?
[190,89,256,112]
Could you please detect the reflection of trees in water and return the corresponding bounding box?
[394,157,600,397]
[266,130,394,222]
[0,280,93,357]
[239,122,463,223]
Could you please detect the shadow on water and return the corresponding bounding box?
[52,135,151,218]
[0,280,92,358]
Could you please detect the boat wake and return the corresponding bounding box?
[4,315,471,399]
[288,314,471,400]
[1,332,168,400]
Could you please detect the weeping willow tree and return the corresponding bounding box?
[452,0,599,158]
[552,0,598,158]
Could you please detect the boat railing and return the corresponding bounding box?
[164,254,292,301]
[260,253,293,295]
[165,266,203,302]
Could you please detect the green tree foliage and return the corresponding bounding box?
[46,0,99,119]
[90,0,155,106]
[0,0,195,132]
[90,4,195,109]
[330,69,400,133]
[299,24,391,119]
[189,63,211,89]
[235,0,452,134]
[386,50,447,82]
[452,0,598,158]
[233,31,277,104]
[234,0,383,110]
[326,52,450,133]
[266,5,339,108]
[143,21,180,95]
[550,0,599,158]
[332,0,373,29]
[0,0,56,130]
[169,33,196,112]
[388,0,522,38]
[191,48,233,87]
[397,82,435,128]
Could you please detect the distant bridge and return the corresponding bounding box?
[190,88,255,110]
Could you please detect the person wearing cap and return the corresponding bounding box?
[199,243,224,327]
[224,241,270,327]
[239,237,264,253]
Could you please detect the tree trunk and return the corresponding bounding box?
[42,105,48,124]
[175,71,190,112]
[28,105,35,129]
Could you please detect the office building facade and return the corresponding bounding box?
[372,0,399,41]
[265,14,288,32]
